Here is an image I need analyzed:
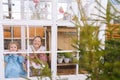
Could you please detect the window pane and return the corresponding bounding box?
[3,26,21,50]
[57,26,77,50]
[3,0,52,20]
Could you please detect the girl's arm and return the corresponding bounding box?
[4,55,9,63]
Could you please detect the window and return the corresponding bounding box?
[0,0,105,80]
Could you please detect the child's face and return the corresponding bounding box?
[9,44,18,52]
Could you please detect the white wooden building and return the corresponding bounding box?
[0,0,108,80]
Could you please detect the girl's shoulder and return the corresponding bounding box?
[39,46,46,51]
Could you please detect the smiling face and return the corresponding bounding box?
[9,44,18,52]
[8,42,19,52]
[33,36,42,50]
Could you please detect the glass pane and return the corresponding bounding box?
[57,1,78,21]
[3,26,21,38]
[3,0,21,19]
[57,26,77,50]
[4,53,27,78]
[57,51,78,75]
[26,26,51,78]
[3,26,50,51]
[3,25,51,79]
[57,26,78,75]
[26,26,47,50]
[28,0,52,20]
[29,53,51,77]
[82,0,98,20]
[3,0,9,19]
[3,0,52,20]
[3,26,21,50]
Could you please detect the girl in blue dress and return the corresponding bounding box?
[4,42,27,78]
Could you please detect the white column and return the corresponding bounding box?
[21,0,26,51]
[98,0,108,49]
[51,0,57,80]
[21,26,26,51]
[0,24,5,79]
[51,24,57,80]
[0,0,3,19]
[0,0,5,79]
[99,24,106,49]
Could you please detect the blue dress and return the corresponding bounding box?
[5,54,27,78]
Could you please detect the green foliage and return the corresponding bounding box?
[40,63,52,79]
[63,52,73,58]
[72,0,120,80]
[72,57,79,63]
[57,52,65,58]
[25,53,52,80]
[100,39,120,80]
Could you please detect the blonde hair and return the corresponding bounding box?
[8,41,19,51]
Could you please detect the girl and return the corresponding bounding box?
[28,36,48,76]
[4,41,27,78]
[28,36,48,63]
[28,36,46,52]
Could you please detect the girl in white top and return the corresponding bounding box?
[28,36,48,76]
[28,36,46,52]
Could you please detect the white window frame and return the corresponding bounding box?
[0,0,106,80]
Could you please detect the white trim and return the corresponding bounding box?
[1,20,53,26]
[50,0,57,80]
[0,0,3,20]
[4,74,87,80]
[0,0,105,80]
[0,1,4,79]
[0,23,5,80]
[56,74,87,80]
[57,20,74,27]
